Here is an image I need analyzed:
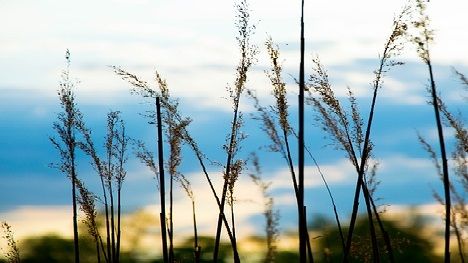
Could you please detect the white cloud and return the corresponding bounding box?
[1,0,466,111]
[269,159,354,191]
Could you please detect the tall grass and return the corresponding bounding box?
[249,36,339,261]
[417,71,468,262]
[112,67,240,261]
[411,1,452,261]
[77,111,129,263]
[50,53,130,262]
[213,0,256,261]
[297,1,309,261]
[307,4,410,262]
[113,2,256,261]
[156,97,170,263]
[50,50,81,263]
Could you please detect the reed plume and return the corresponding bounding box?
[249,37,344,256]
[76,111,129,263]
[1,222,20,263]
[50,49,81,263]
[213,0,257,261]
[75,178,106,262]
[308,4,410,259]
[411,0,453,261]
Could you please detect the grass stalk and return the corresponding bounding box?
[76,114,112,262]
[307,6,410,256]
[75,178,105,263]
[156,97,169,263]
[341,7,409,261]
[192,200,201,263]
[50,50,81,263]
[428,61,451,263]
[213,105,242,263]
[412,1,451,261]
[115,116,128,263]
[298,0,309,261]
[213,1,255,261]
[105,113,118,262]
[169,166,174,262]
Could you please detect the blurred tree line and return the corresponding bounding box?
[1,214,445,262]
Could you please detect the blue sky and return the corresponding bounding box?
[0,0,467,240]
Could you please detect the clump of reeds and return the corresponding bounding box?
[76,110,129,263]
[307,4,411,261]
[114,67,209,262]
[50,49,82,263]
[249,153,279,263]
[112,2,257,260]
[1,222,20,263]
[248,37,344,259]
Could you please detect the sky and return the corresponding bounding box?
[0,0,467,245]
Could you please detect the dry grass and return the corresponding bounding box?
[1,222,20,263]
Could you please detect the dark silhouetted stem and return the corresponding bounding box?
[116,190,121,263]
[344,39,391,262]
[427,60,451,263]
[103,182,111,262]
[192,200,201,263]
[370,192,394,262]
[71,159,80,263]
[96,241,101,263]
[157,97,169,263]
[283,129,299,196]
[109,183,116,262]
[169,170,174,262]
[298,0,309,262]
[304,206,313,263]
[213,104,241,263]
[362,182,380,262]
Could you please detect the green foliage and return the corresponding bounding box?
[18,235,138,263]
[314,216,441,263]
[172,236,232,263]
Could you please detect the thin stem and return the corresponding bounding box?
[109,183,116,262]
[283,129,299,197]
[157,97,169,263]
[303,145,345,252]
[370,193,394,262]
[213,104,241,263]
[106,120,116,262]
[71,157,80,263]
[298,0,309,262]
[344,38,391,263]
[192,200,201,263]
[169,169,174,262]
[116,186,121,263]
[427,59,451,263]
[188,139,238,245]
